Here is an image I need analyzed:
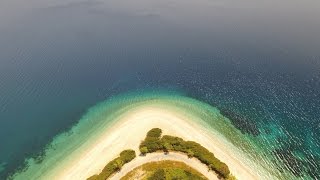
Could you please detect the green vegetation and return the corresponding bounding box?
[87,128,235,180]
[148,169,165,179]
[148,168,206,180]
[140,128,163,153]
[139,128,232,179]
[87,149,136,180]
[121,160,208,180]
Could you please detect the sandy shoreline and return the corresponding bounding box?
[49,105,259,180]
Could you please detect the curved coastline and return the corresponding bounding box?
[11,91,277,180]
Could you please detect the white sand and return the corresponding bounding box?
[51,105,259,180]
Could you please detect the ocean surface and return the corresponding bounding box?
[0,0,320,179]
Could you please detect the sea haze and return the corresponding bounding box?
[0,0,320,179]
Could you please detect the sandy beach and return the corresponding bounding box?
[50,105,259,180]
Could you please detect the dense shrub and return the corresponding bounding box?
[120,149,136,163]
[139,129,231,178]
[87,149,136,180]
[139,128,163,153]
[87,175,98,180]
[140,146,149,155]
[146,128,162,138]
[140,140,162,153]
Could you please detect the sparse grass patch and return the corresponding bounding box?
[121,160,208,180]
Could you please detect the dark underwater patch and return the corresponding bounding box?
[273,148,320,179]
[273,149,304,177]
[219,108,260,136]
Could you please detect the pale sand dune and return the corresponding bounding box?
[52,106,259,180]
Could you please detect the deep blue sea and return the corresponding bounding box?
[0,0,320,179]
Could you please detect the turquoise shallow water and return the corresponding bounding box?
[0,0,320,179]
[8,91,306,179]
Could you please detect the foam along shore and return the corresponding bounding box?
[12,93,275,180]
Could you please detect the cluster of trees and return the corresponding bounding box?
[140,128,163,154]
[87,149,136,180]
[139,128,231,179]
